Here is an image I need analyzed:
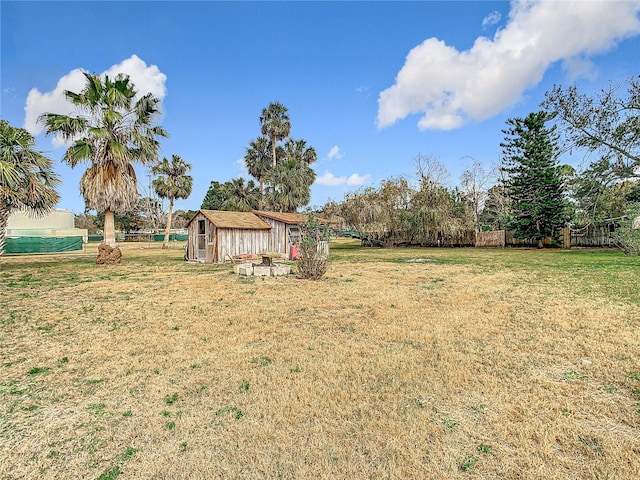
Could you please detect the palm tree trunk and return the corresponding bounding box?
[259,178,264,210]
[271,138,277,168]
[104,209,117,247]
[0,203,11,256]
[162,199,174,249]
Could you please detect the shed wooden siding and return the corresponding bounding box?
[259,216,290,255]
[253,211,318,258]
[215,228,271,263]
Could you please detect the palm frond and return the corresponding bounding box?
[38,73,167,218]
[0,119,60,224]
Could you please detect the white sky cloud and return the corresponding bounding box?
[316,172,347,186]
[482,10,502,29]
[315,171,371,187]
[24,55,167,143]
[24,69,88,139]
[561,55,598,82]
[346,173,370,186]
[377,0,640,131]
[327,145,343,160]
[234,157,249,178]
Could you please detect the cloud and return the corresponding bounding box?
[104,55,166,100]
[24,69,88,138]
[234,157,249,177]
[482,10,502,29]
[561,56,598,82]
[24,55,167,143]
[327,145,343,160]
[377,0,640,131]
[346,173,370,186]
[315,171,371,187]
[316,172,347,186]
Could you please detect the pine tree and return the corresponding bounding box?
[500,111,567,248]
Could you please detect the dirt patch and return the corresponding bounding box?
[95,244,122,265]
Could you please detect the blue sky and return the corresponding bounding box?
[2,1,640,214]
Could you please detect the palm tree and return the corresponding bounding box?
[151,154,193,249]
[260,102,291,168]
[39,72,167,249]
[282,138,318,166]
[265,158,315,213]
[0,120,60,256]
[221,177,260,212]
[264,138,317,213]
[244,136,272,209]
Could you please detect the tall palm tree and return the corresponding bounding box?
[151,154,193,249]
[282,138,318,166]
[260,102,291,168]
[0,120,60,256]
[265,158,315,213]
[39,72,167,249]
[244,136,272,210]
[264,138,317,213]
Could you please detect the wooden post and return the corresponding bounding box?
[562,227,571,249]
[206,242,215,264]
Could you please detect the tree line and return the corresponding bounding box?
[1,73,639,257]
[323,76,640,252]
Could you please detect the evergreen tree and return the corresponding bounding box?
[500,111,567,247]
[201,181,227,210]
[201,178,259,211]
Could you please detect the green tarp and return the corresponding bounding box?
[5,236,83,254]
[87,234,187,242]
[153,234,188,241]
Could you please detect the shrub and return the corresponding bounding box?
[296,215,329,280]
[612,203,640,255]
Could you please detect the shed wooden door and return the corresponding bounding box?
[196,219,206,260]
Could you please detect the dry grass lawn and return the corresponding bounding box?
[1,240,639,479]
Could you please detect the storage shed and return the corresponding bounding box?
[253,210,309,260]
[185,210,271,263]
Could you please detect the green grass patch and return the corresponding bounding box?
[27,366,50,376]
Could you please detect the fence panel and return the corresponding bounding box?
[476,230,505,248]
[477,231,553,248]
[569,225,613,247]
